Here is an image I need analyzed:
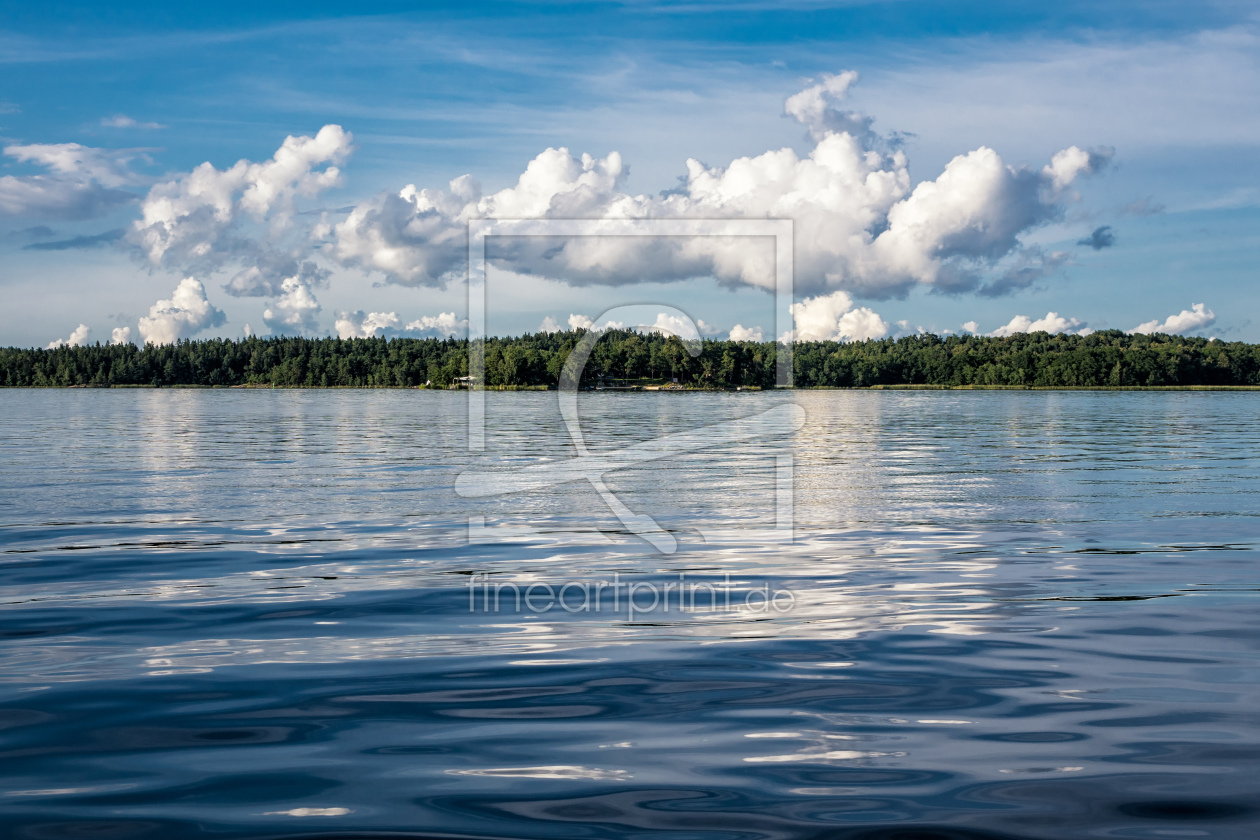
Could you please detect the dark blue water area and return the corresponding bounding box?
[2,390,1259,839]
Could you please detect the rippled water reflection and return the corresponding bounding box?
[1,390,1258,839]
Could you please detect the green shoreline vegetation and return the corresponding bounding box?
[3,330,1260,390]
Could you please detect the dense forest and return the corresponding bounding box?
[2,329,1258,388]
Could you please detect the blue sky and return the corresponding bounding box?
[2,1,1258,347]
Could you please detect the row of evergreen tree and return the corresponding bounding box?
[1,330,1257,388]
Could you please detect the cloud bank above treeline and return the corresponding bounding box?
[2,72,1211,347]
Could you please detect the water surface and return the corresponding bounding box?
[2,390,1258,839]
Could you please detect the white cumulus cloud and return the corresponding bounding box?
[137,278,227,345]
[564,313,629,331]
[539,313,645,335]
[335,310,400,339]
[783,70,865,142]
[788,290,889,342]
[329,73,1107,300]
[333,309,466,339]
[224,255,330,298]
[647,312,701,341]
[110,326,132,345]
[989,311,1090,337]
[329,151,630,287]
[47,324,91,349]
[1043,146,1111,191]
[130,125,352,273]
[696,319,721,337]
[728,324,765,342]
[262,275,322,336]
[1130,303,1215,335]
[892,319,927,338]
[404,312,468,337]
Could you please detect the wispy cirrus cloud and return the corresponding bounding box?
[22,228,124,250]
[0,143,148,220]
[101,115,166,130]
[7,225,56,239]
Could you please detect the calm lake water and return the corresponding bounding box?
[2,390,1258,839]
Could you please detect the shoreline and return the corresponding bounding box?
[8,384,1260,392]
